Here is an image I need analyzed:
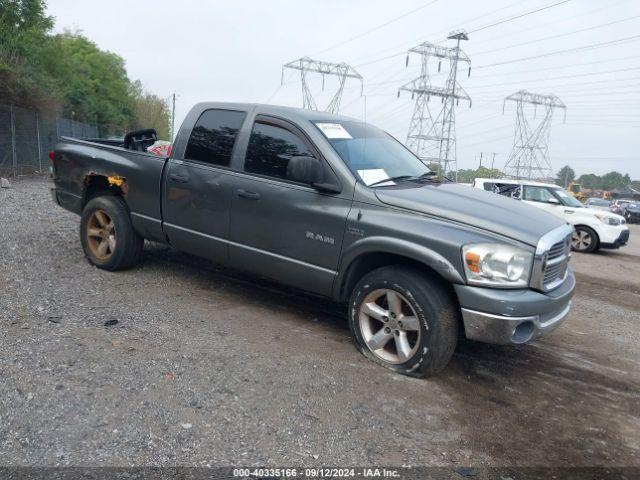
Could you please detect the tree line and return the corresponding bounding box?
[453,165,637,191]
[554,166,638,191]
[0,0,170,138]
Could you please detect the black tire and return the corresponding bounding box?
[571,225,599,253]
[348,266,459,378]
[80,196,144,270]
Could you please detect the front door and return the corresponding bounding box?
[522,185,564,217]
[228,116,352,296]
[162,108,247,262]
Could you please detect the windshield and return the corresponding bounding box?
[588,199,610,206]
[552,188,583,207]
[314,120,430,186]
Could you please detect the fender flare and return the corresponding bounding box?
[333,236,465,300]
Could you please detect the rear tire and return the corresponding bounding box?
[80,196,143,270]
[348,266,459,378]
[571,225,598,253]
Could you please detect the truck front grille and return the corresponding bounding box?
[531,224,574,292]
[541,237,571,290]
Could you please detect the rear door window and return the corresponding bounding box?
[244,121,315,181]
[184,109,246,167]
[523,186,555,203]
[490,183,521,199]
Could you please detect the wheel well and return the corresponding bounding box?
[573,224,600,246]
[339,252,458,304]
[82,174,125,208]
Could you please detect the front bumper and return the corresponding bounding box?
[627,211,640,223]
[600,227,629,249]
[454,269,575,345]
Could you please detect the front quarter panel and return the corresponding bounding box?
[334,185,535,299]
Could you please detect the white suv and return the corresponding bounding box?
[473,178,629,253]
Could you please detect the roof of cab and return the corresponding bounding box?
[474,177,559,188]
[191,102,361,124]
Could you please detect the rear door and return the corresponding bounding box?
[162,108,247,262]
[227,115,352,296]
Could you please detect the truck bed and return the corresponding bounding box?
[51,137,169,243]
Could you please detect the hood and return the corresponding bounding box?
[567,205,624,220]
[375,182,565,247]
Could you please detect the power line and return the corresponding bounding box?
[351,0,530,67]
[468,0,572,34]
[355,0,570,68]
[312,0,441,56]
[470,55,640,79]
[475,34,640,69]
[472,14,640,56]
[471,74,640,93]
[470,0,633,47]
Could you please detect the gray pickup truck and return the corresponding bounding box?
[51,102,575,377]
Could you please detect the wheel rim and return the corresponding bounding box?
[571,229,592,251]
[86,209,116,260]
[358,289,422,365]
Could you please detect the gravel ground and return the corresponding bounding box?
[1,175,639,468]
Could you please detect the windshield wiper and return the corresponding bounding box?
[368,175,414,187]
[416,171,447,182]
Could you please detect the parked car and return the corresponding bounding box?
[50,102,576,377]
[623,202,640,223]
[610,199,634,216]
[473,178,629,253]
[584,198,611,211]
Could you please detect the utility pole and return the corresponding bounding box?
[282,57,363,114]
[398,30,471,180]
[502,90,566,180]
[170,93,176,141]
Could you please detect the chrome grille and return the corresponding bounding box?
[542,238,570,290]
[530,224,574,292]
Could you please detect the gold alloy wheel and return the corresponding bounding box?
[86,209,117,260]
[358,289,422,365]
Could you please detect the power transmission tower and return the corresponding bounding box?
[282,57,363,114]
[398,30,471,179]
[502,90,566,180]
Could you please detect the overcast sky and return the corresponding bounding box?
[46,0,640,178]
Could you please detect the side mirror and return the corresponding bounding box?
[287,156,340,193]
[548,197,560,205]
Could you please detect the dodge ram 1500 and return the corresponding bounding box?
[51,102,575,376]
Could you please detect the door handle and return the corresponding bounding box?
[169,173,189,183]
[236,189,261,200]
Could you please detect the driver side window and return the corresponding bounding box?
[244,121,315,181]
[523,186,555,203]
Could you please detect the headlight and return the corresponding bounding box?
[595,214,621,226]
[462,243,533,288]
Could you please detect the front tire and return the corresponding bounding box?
[80,196,144,270]
[571,225,598,253]
[349,266,459,377]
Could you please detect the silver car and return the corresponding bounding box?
[584,198,611,211]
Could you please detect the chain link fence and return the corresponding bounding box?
[0,105,98,177]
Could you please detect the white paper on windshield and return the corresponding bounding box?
[316,122,352,139]
[357,169,392,186]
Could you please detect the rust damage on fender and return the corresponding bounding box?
[83,172,129,195]
[107,175,127,192]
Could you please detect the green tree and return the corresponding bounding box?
[49,31,137,134]
[600,171,627,191]
[555,165,575,187]
[578,173,601,189]
[129,86,171,140]
[455,166,502,183]
[0,0,59,108]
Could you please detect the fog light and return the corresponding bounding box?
[511,321,535,344]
